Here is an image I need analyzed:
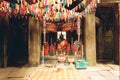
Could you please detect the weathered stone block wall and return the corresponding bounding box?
[28,17,41,66]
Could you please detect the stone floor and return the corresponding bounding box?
[0,63,119,80]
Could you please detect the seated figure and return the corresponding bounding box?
[57,33,68,52]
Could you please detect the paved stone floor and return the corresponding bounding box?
[0,63,119,80]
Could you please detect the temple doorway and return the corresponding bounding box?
[41,21,82,58]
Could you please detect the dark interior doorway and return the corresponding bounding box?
[95,3,118,63]
[9,16,28,66]
[0,14,28,67]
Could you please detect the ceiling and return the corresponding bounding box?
[1,0,84,12]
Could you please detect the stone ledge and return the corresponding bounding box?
[43,55,82,60]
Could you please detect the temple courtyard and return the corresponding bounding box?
[0,63,119,80]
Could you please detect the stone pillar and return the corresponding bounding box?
[77,18,81,42]
[43,16,47,42]
[84,10,96,66]
[114,3,120,64]
[0,14,9,67]
[28,17,40,66]
[118,3,120,64]
[116,2,120,64]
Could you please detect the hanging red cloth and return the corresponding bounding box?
[73,23,78,30]
[20,5,26,15]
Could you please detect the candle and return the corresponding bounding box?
[42,46,44,63]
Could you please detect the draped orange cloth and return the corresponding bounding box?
[58,40,68,51]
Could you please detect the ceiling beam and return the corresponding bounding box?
[97,2,118,13]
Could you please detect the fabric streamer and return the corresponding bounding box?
[0,0,96,21]
[60,1,62,7]
[70,0,72,5]
[33,0,36,3]
[20,5,25,15]
[10,3,15,9]
[80,3,84,8]
[70,15,72,20]
[6,2,10,9]
[3,1,7,7]
[58,11,61,22]
[67,0,69,7]
[45,0,48,6]
[17,0,20,3]
[78,4,81,9]
[49,0,53,5]
[45,5,49,10]
[62,0,66,7]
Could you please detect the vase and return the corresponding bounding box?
[68,57,75,65]
[58,54,66,64]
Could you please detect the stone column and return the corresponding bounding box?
[116,2,120,64]
[77,18,81,42]
[118,3,120,64]
[43,16,47,43]
[28,17,40,66]
[0,14,9,67]
[114,3,120,64]
[84,10,96,66]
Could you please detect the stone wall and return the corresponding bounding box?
[101,0,120,2]
[28,17,41,66]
